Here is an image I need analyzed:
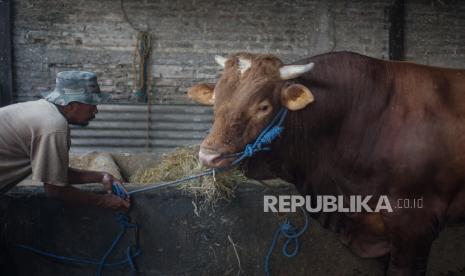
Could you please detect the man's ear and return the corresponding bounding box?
[280,84,314,110]
[59,102,76,114]
[187,83,215,105]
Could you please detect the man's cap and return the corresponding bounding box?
[42,71,111,106]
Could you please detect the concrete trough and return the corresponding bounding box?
[2,154,465,276]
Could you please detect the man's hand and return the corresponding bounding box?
[97,194,131,213]
[100,173,130,212]
[101,173,124,194]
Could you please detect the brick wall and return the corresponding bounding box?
[11,0,464,104]
[405,0,465,68]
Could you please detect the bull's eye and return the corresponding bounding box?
[258,104,270,112]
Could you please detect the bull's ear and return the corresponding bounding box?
[187,83,215,105]
[281,84,314,110]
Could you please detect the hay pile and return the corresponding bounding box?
[130,145,247,209]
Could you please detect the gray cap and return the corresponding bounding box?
[42,71,111,106]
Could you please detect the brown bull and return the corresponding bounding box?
[188,51,465,275]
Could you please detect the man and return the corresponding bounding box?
[0,71,130,211]
[0,71,131,274]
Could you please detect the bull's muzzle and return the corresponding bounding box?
[199,148,231,168]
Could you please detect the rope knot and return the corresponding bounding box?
[280,222,296,235]
[244,144,255,157]
[112,183,129,199]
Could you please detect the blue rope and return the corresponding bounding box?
[264,207,309,276]
[128,169,219,195]
[15,244,141,268]
[229,108,288,165]
[18,183,141,276]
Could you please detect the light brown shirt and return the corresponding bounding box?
[0,100,70,193]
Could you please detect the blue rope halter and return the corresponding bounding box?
[226,108,288,165]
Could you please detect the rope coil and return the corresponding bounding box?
[264,207,309,276]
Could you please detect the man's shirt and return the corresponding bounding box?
[0,100,70,193]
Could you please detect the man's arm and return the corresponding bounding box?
[31,131,130,212]
[68,167,106,184]
[68,167,123,193]
[43,167,130,212]
[43,183,130,212]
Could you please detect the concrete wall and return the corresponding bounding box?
[12,0,395,104]
[3,183,465,275]
[1,184,383,276]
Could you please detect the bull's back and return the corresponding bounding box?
[387,61,465,117]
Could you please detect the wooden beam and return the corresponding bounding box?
[388,0,405,60]
[0,0,13,106]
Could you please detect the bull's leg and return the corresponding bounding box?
[382,201,444,276]
[386,236,433,276]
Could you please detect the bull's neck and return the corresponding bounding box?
[273,88,349,183]
[272,52,391,183]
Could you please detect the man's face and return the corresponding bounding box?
[67,102,98,126]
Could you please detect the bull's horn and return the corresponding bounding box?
[215,55,227,68]
[238,58,251,74]
[279,63,315,80]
